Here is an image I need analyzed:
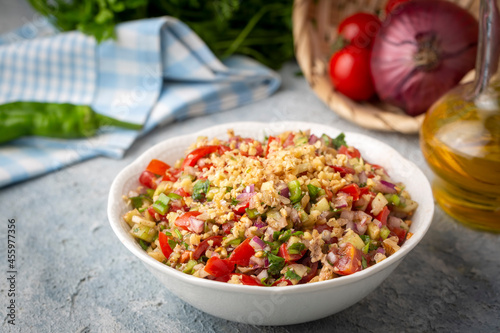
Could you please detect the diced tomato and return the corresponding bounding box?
[272,277,293,286]
[139,170,159,189]
[283,133,295,148]
[158,232,173,259]
[173,187,190,197]
[375,206,390,225]
[213,275,231,283]
[265,136,280,158]
[146,159,170,176]
[299,256,319,284]
[324,188,334,201]
[193,236,223,260]
[389,227,407,244]
[338,183,361,201]
[338,145,361,159]
[174,211,202,231]
[332,243,362,276]
[330,165,355,177]
[182,145,230,170]
[204,256,234,278]
[179,251,192,263]
[278,243,306,264]
[221,221,234,235]
[228,238,255,266]
[162,168,181,182]
[233,199,250,215]
[229,273,263,286]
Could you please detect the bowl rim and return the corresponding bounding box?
[108,121,433,296]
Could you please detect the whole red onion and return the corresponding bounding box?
[371,0,478,116]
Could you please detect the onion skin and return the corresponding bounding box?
[371,0,478,116]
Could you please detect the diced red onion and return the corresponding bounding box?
[376,247,386,255]
[280,187,290,198]
[354,211,372,226]
[249,255,267,268]
[236,192,254,201]
[388,216,403,229]
[358,171,367,185]
[308,134,319,144]
[257,269,268,281]
[345,220,355,231]
[334,195,349,209]
[340,210,355,220]
[327,252,338,265]
[374,180,397,194]
[250,236,266,250]
[244,184,255,193]
[189,217,205,234]
[254,218,266,229]
[355,222,367,235]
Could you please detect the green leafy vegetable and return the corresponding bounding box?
[331,133,347,149]
[28,0,294,69]
[287,242,305,255]
[266,252,285,276]
[192,179,210,201]
[284,268,301,281]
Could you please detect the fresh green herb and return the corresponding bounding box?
[231,198,240,206]
[139,239,149,251]
[174,228,183,239]
[362,242,370,254]
[361,256,368,269]
[284,268,301,281]
[266,252,285,276]
[163,231,172,236]
[359,235,371,244]
[331,133,347,149]
[192,179,210,201]
[287,242,305,255]
[359,183,367,188]
[152,193,171,215]
[130,196,146,209]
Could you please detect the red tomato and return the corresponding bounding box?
[174,211,202,231]
[338,12,381,48]
[338,183,361,201]
[221,221,234,235]
[162,168,181,182]
[332,243,362,276]
[272,277,293,286]
[228,238,255,266]
[230,274,263,286]
[148,206,167,221]
[233,198,250,215]
[193,236,223,260]
[385,0,411,13]
[158,232,173,258]
[174,187,190,197]
[390,228,407,245]
[283,133,295,148]
[328,45,375,101]
[139,170,159,189]
[375,206,390,225]
[265,136,279,158]
[179,251,192,263]
[204,256,234,278]
[330,165,355,177]
[146,159,170,176]
[278,243,306,264]
[182,145,230,170]
[338,145,361,159]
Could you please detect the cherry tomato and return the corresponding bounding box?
[338,12,381,48]
[329,45,375,101]
[158,232,173,259]
[193,236,223,260]
[139,170,159,189]
[298,256,319,284]
[338,183,361,201]
[332,243,362,276]
[385,0,411,14]
[330,165,355,177]
[272,277,293,286]
[221,221,234,235]
[174,211,202,231]
[228,238,255,266]
[265,136,279,158]
[338,145,361,159]
[278,243,307,264]
[230,273,263,286]
[390,228,407,245]
[145,159,170,176]
[204,256,234,278]
[173,187,190,197]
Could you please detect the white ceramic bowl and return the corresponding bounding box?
[108,121,434,326]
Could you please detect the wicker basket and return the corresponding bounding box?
[292,0,480,134]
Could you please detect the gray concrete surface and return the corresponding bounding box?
[1,2,499,332]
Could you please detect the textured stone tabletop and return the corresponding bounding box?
[1,2,499,332]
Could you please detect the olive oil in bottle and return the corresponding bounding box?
[420,0,500,232]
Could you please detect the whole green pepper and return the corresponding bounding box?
[0,101,142,144]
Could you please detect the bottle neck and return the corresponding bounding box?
[474,0,500,98]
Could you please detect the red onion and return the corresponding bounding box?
[308,134,319,145]
[257,269,268,281]
[374,180,398,194]
[254,218,266,229]
[280,187,290,198]
[388,216,403,229]
[371,0,478,116]
[236,192,254,201]
[250,236,266,250]
[376,247,386,255]
[327,252,338,265]
[358,171,367,185]
[189,217,205,234]
[244,184,255,193]
[334,193,349,208]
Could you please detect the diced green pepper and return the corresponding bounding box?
[288,180,303,204]
[245,208,260,219]
[183,259,198,274]
[152,193,171,215]
[307,184,321,201]
[167,193,182,200]
[130,223,157,243]
[294,135,308,146]
[139,239,149,251]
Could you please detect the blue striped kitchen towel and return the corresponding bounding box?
[0,17,281,188]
